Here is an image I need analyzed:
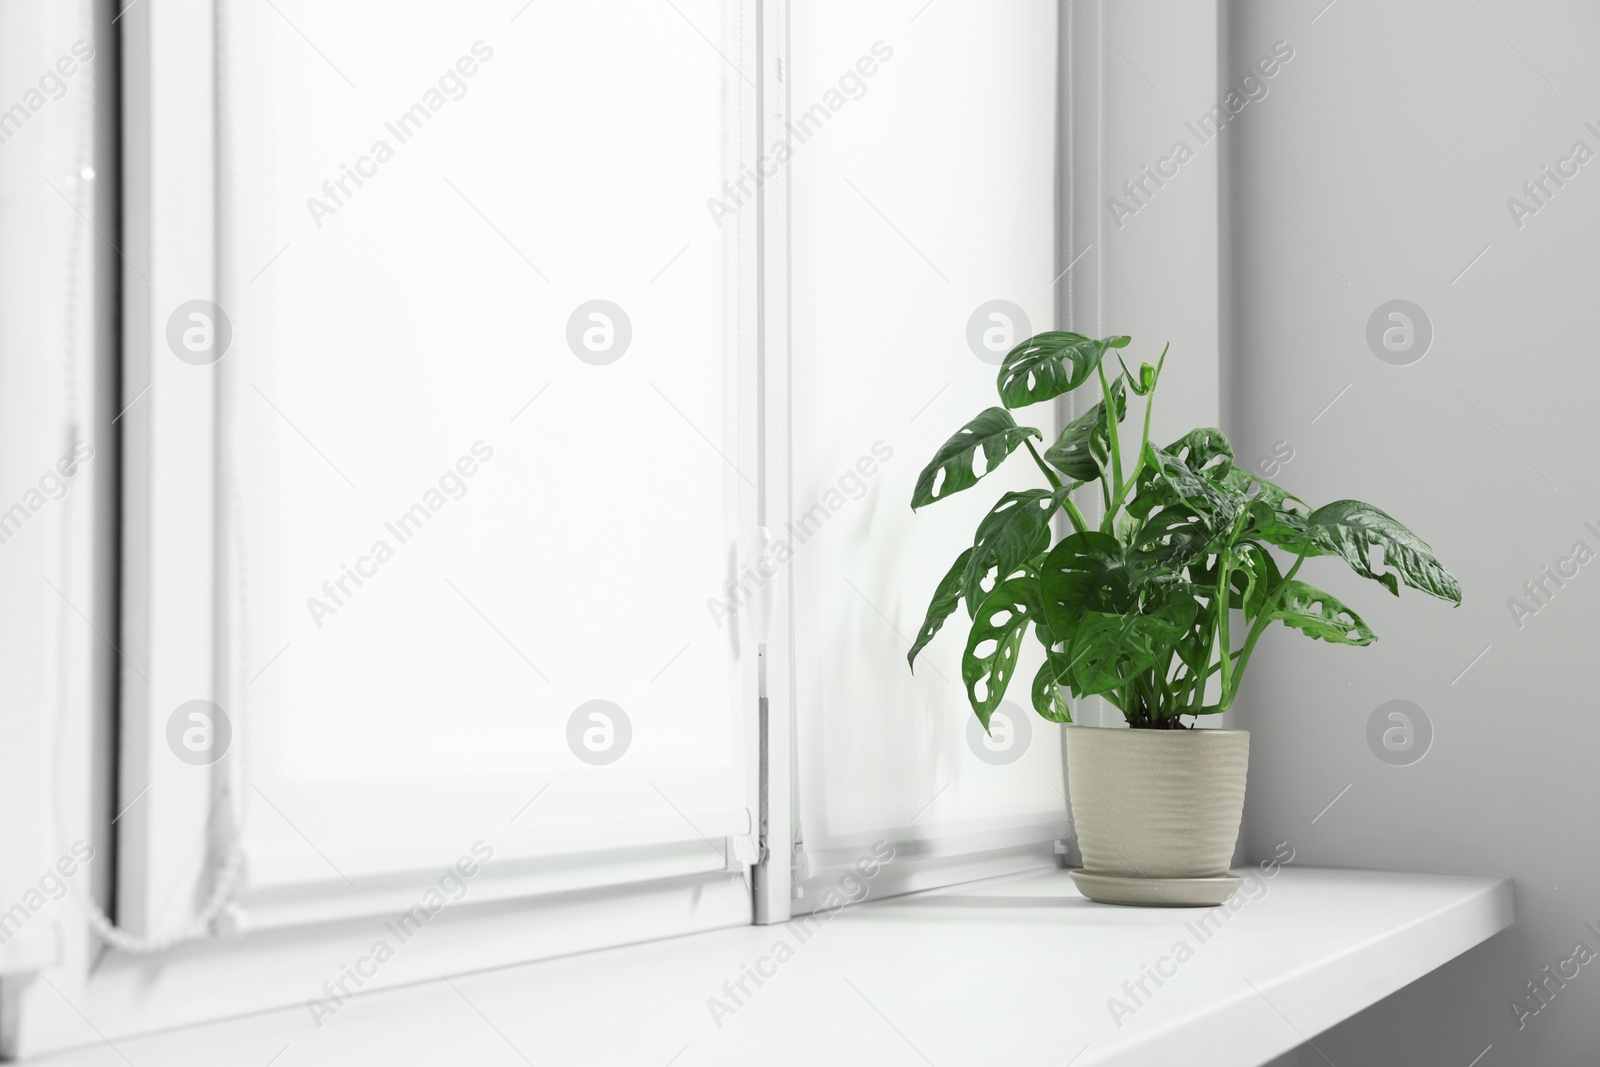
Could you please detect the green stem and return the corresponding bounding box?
[1222,549,1308,710]
[1023,437,1060,490]
[1097,362,1124,502]
[1216,556,1234,702]
[1061,497,1090,536]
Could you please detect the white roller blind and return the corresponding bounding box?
[214,0,758,899]
[789,0,1068,867]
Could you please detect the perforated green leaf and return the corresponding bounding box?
[1305,499,1462,606]
[960,490,1066,614]
[961,576,1043,729]
[997,332,1129,410]
[1042,377,1125,484]
[1031,657,1072,723]
[911,408,1040,510]
[1037,531,1129,651]
[1271,580,1377,645]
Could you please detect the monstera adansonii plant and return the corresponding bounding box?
[906,332,1462,731]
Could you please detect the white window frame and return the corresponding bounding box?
[4,0,1207,1054]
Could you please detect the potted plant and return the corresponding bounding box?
[906,332,1461,905]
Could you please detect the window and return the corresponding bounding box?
[4,0,1083,1051]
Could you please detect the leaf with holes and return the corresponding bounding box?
[961,576,1043,729]
[1031,657,1072,723]
[1165,427,1235,482]
[1042,377,1126,484]
[996,332,1130,410]
[1060,596,1196,697]
[1127,442,1247,532]
[911,408,1041,510]
[908,548,971,671]
[1038,531,1130,651]
[1126,504,1220,585]
[1305,499,1463,605]
[1228,469,1315,552]
[960,489,1068,614]
[1271,580,1377,646]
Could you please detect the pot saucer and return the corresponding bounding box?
[1069,870,1242,907]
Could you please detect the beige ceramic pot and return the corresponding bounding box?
[1064,725,1249,906]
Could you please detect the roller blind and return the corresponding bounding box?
[213,0,759,905]
[789,0,1069,876]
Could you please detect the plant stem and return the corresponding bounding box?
[1024,435,1089,536]
[1222,549,1308,709]
[1023,437,1060,490]
[1098,361,1124,504]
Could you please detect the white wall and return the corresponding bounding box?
[1224,0,1600,1062]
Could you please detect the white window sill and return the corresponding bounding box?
[26,867,1511,1066]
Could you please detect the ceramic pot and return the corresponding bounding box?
[1065,726,1249,906]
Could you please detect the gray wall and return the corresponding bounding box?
[1224,0,1600,1063]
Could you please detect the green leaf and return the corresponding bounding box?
[961,576,1043,729]
[997,332,1130,410]
[1271,580,1377,646]
[1229,542,1284,618]
[1126,504,1220,585]
[908,548,972,671]
[1061,596,1195,697]
[1165,428,1235,482]
[1304,499,1463,606]
[1031,658,1072,723]
[911,408,1041,510]
[1042,377,1125,483]
[1227,469,1313,551]
[961,490,1065,615]
[1128,443,1246,531]
[1037,532,1129,651]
